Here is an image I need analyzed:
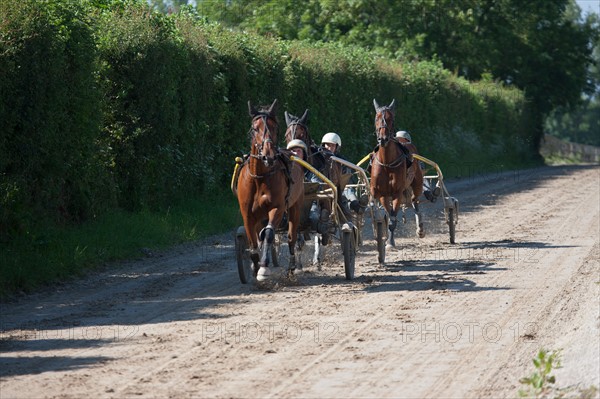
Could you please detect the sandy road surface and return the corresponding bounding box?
[1,164,599,399]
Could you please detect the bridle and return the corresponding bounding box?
[286,120,309,143]
[373,106,406,168]
[249,114,277,166]
[375,107,394,147]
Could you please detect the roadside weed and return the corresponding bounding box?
[519,349,562,398]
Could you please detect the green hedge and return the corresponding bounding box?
[0,0,538,242]
[0,0,113,241]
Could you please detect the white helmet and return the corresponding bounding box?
[396,130,411,142]
[321,132,342,147]
[287,139,308,154]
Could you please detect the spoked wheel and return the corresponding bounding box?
[375,220,386,264]
[447,208,456,244]
[235,226,254,284]
[342,225,356,280]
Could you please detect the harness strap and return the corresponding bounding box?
[278,152,295,210]
[373,151,406,168]
[372,142,413,169]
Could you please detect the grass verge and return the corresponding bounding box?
[0,195,241,300]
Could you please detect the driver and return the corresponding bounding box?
[319,132,366,216]
[395,130,440,202]
[286,139,316,182]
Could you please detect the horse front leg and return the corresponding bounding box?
[257,207,288,281]
[388,196,402,248]
[243,217,260,275]
[412,200,425,238]
[256,221,275,281]
[378,196,396,248]
[313,235,321,266]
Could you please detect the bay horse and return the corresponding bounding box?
[370,98,425,248]
[284,109,348,265]
[284,109,321,170]
[236,99,304,281]
[284,109,344,208]
[284,110,344,235]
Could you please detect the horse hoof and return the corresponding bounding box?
[418,231,426,238]
[256,266,271,281]
[386,243,394,250]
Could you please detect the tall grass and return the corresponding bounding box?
[0,196,241,299]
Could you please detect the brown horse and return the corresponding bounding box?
[370,99,424,248]
[236,99,304,281]
[284,110,345,246]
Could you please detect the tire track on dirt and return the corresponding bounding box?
[475,241,600,398]
[422,166,599,398]
[263,165,599,398]
[1,165,598,399]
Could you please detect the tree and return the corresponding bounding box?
[545,35,600,146]
[198,0,599,134]
[148,0,191,13]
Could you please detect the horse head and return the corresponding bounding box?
[248,99,278,166]
[373,98,396,147]
[284,109,310,146]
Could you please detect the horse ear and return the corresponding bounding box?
[268,99,278,116]
[284,111,292,126]
[389,99,396,110]
[300,109,309,124]
[248,101,258,117]
[373,99,380,110]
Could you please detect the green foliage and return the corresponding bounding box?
[519,349,562,398]
[518,349,599,399]
[199,0,600,123]
[148,0,191,14]
[545,42,600,146]
[545,100,600,146]
[95,1,204,209]
[0,0,540,296]
[0,0,113,241]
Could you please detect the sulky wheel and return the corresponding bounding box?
[447,208,456,244]
[235,226,254,284]
[341,224,356,280]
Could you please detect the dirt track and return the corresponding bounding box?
[1,164,599,399]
